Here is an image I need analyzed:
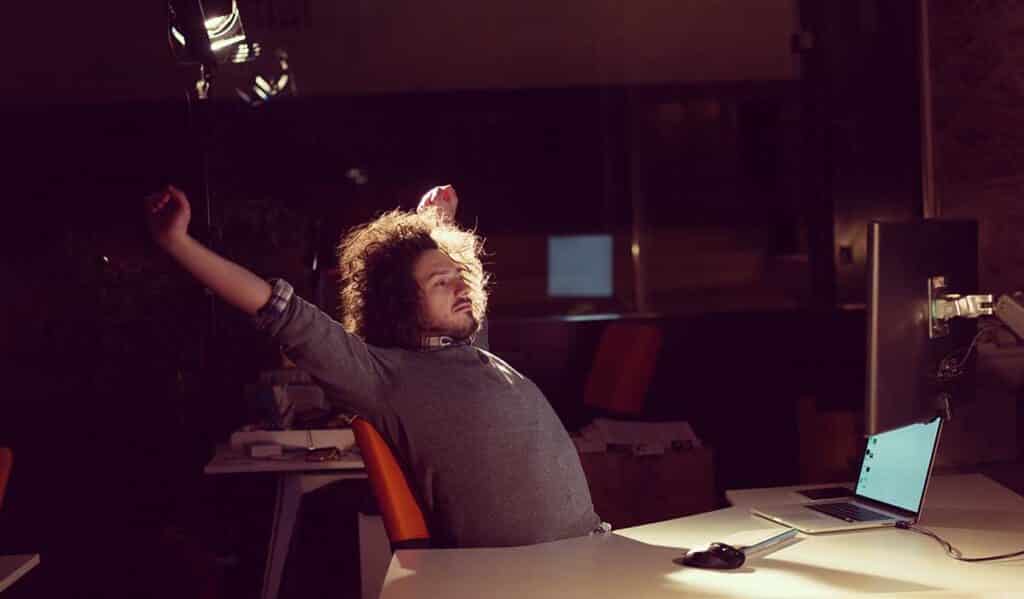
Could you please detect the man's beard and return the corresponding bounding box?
[447,314,480,341]
[424,313,479,342]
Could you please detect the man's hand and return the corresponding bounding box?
[141,183,271,315]
[417,184,458,223]
[144,184,192,249]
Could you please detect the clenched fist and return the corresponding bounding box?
[417,184,458,223]
[144,185,192,249]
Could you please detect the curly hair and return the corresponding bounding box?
[336,207,489,348]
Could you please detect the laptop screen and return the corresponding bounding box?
[854,417,942,513]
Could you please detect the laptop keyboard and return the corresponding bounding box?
[806,502,893,522]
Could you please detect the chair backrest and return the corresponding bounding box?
[0,448,12,511]
[351,418,431,548]
[583,322,663,416]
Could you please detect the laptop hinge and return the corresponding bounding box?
[851,494,917,520]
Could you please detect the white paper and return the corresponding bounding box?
[578,418,702,448]
[230,428,355,451]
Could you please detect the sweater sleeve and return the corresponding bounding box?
[255,278,387,414]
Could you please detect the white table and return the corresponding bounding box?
[380,473,1024,598]
[205,443,366,599]
[0,554,39,593]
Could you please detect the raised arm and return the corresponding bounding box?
[144,185,390,411]
[144,185,271,315]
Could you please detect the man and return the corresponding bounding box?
[145,184,604,547]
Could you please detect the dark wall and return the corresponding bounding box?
[798,0,925,306]
[930,0,1024,296]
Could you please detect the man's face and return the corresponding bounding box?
[413,249,478,341]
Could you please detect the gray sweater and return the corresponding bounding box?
[259,280,601,547]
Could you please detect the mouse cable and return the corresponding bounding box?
[895,522,1024,562]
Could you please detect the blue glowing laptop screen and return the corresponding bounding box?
[855,418,941,513]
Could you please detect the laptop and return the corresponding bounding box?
[751,416,943,533]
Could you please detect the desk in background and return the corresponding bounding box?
[205,431,367,599]
[0,554,39,593]
[380,473,1024,598]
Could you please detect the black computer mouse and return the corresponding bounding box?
[676,542,746,569]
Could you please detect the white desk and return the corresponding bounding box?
[205,444,366,599]
[0,554,39,593]
[380,474,1024,598]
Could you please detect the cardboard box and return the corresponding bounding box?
[578,446,716,529]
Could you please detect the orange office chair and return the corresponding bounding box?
[583,322,663,416]
[351,418,431,549]
[0,448,12,510]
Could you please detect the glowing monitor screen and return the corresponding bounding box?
[547,234,613,298]
[855,417,941,513]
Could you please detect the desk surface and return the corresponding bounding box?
[204,445,365,475]
[0,554,39,593]
[381,474,1024,598]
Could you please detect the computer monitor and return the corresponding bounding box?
[547,234,614,298]
[865,219,979,435]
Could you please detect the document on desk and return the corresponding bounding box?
[229,428,356,452]
[576,418,702,454]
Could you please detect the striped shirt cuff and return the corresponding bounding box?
[255,278,294,331]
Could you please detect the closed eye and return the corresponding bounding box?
[426,268,462,288]
[436,274,455,286]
